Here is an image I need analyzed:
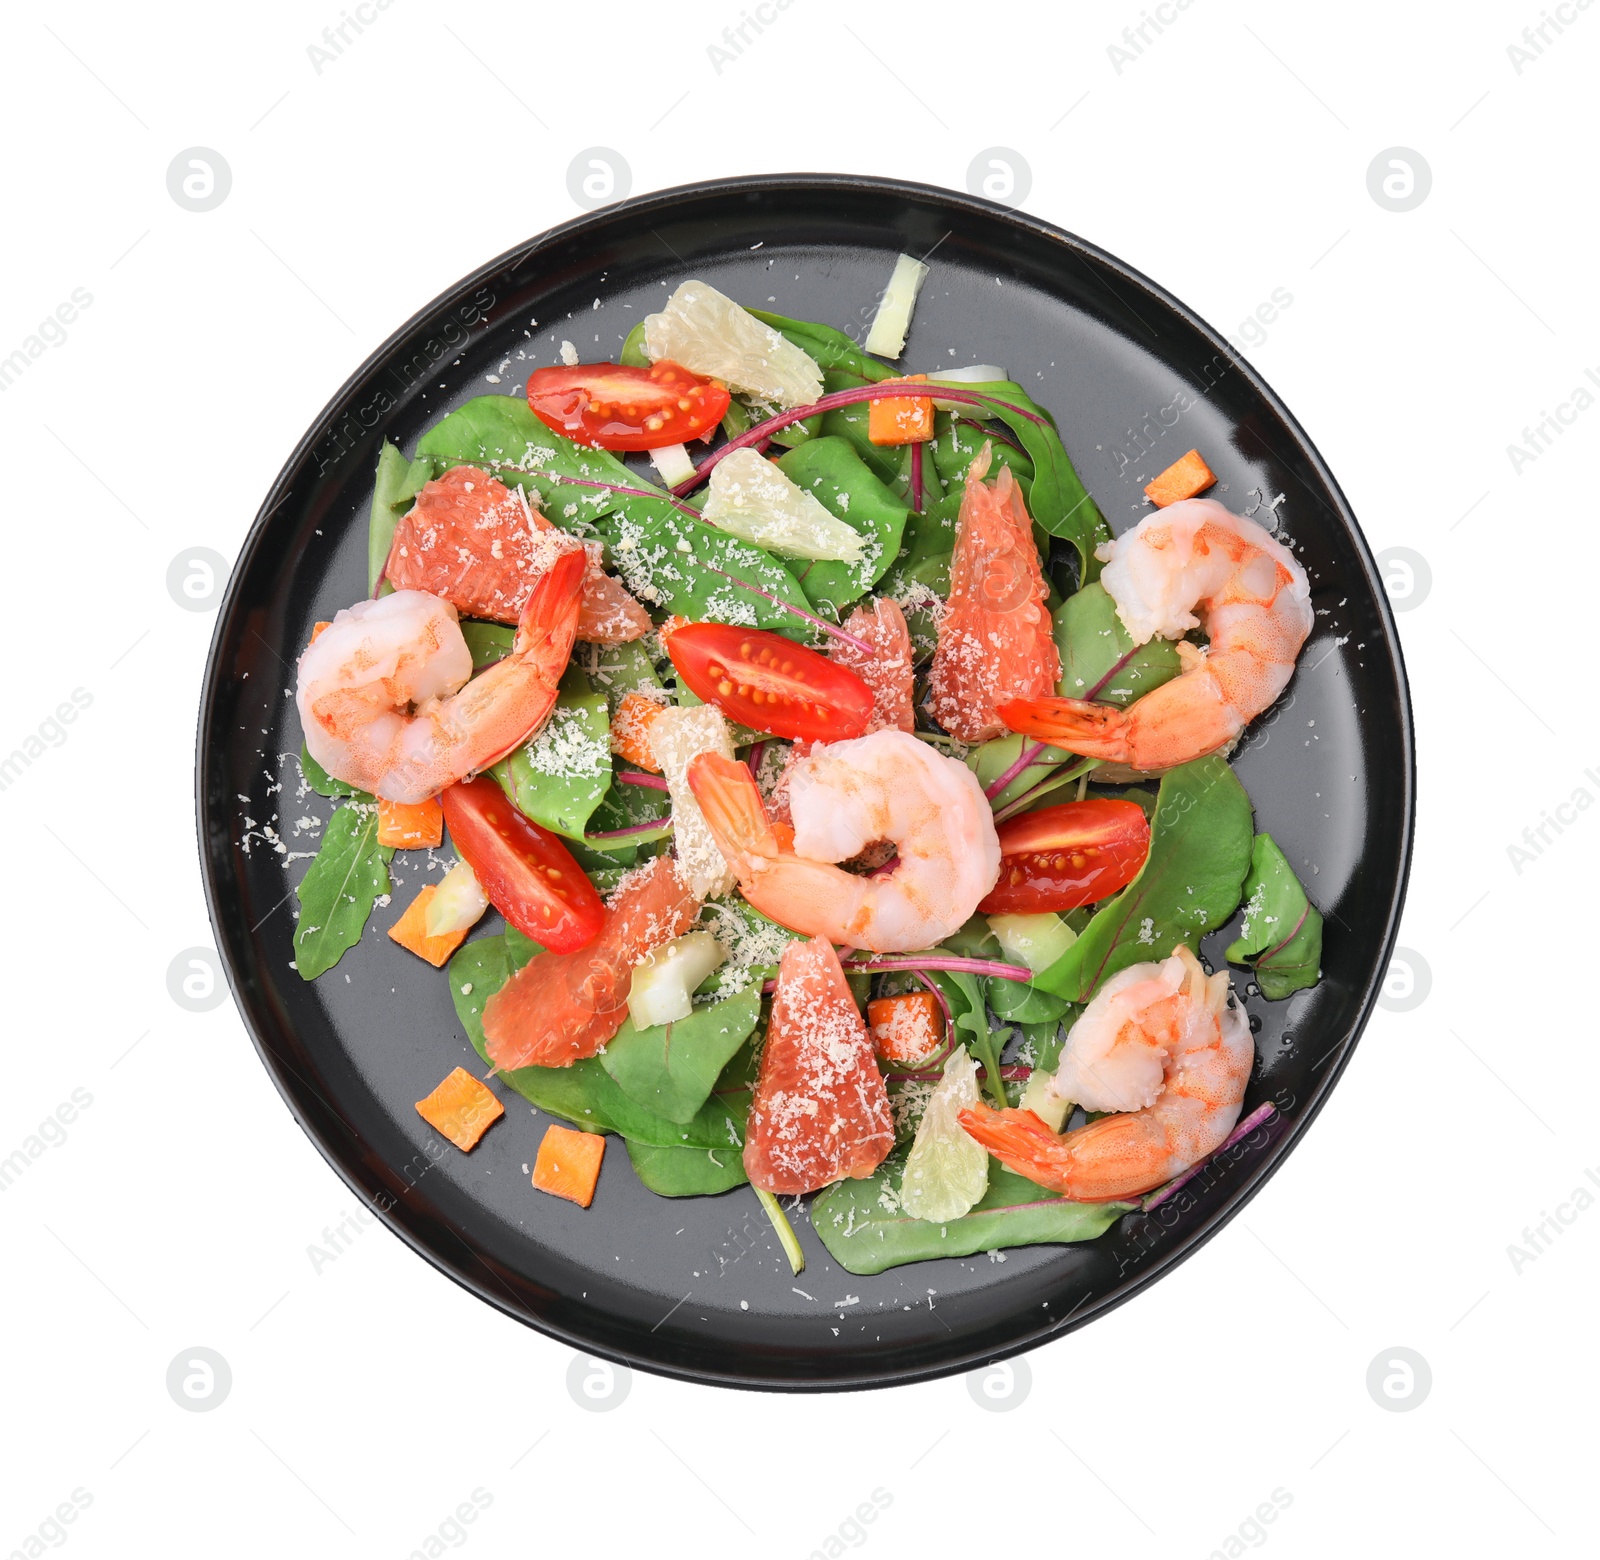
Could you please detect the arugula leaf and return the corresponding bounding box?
[625,1140,749,1196]
[490,665,612,841]
[925,965,1006,1108]
[599,986,763,1123]
[1053,582,1182,708]
[298,743,366,800]
[986,978,1069,1025]
[293,803,393,980]
[1034,756,1255,1001]
[1225,833,1324,1000]
[775,436,909,618]
[812,1158,1133,1275]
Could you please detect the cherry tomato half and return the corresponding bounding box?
[441,777,604,953]
[665,623,875,743]
[526,360,730,451]
[977,799,1151,916]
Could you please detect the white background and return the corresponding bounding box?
[2,1,1595,1555]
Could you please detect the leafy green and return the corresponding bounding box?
[585,637,664,713]
[746,309,896,383]
[447,935,753,1150]
[986,977,1069,1025]
[625,1140,748,1196]
[416,395,661,532]
[619,321,650,367]
[1053,582,1182,708]
[490,666,612,841]
[817,370,905,485]
[942,382,1108,581]
[931,414,1034,500]
[599,987,763,1123]
[774,436,909,617]
[1034,756,1255,1001]
[812,1158,1133,1275]
[965,733,1073,811]
[368,441,409,594]
[460,622,513,672]
[1225,833,1324,1000]
[924,964,1006,1108]
[293,804,393,980]
[604,506,817,642]
[299,743,365,800]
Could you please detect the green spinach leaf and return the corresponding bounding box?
[460,622,513,672]
[775,436,909,617]
[1225,833,1324,1000]
[293,803,393,980]
[1053,582,1182,708]
[746,310,896,383]
[1034,756,1254,1001]
[600,986,763,1123]
[490,665,612,841]
[625,1140,749,1196]
[812,1158,1133,1274]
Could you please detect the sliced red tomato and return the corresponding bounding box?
[978,799,1151,915]
[440,778,604,954]
[665,623,875,742]
[526,360,730,450]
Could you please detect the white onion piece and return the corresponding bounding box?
[424,859,491,937]
[648,443,697,487]
[863,253,929,359]
[627,932,727,1029]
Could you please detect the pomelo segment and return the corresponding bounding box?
[743,938,893,1195]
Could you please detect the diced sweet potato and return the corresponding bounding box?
[376,797,444,849]
[415,1066,503,1151]
[1144,448,1216,507]
[868,376,934,446]
[610,691,666,772]
[867,992,945,1064]
[532,1123,606,1207]
[387,884,470,967]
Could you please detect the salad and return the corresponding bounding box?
[286,259,1324,1277]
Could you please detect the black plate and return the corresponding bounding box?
[198,175,1413,1391]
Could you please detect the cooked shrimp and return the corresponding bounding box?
[958,945,1253,1200]
[297,549,585,804]
[929,443,1060,743]
[999,499,1312,770]
[687,727,1000,953]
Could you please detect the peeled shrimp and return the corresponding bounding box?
[687,727,1000,953]
[296,549,585,804]
[958,945,1253,1200]
[999,499,1313,770]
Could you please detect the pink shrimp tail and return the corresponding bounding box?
[997,695,1130,762]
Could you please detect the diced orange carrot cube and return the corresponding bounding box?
[532,1123,606,1207]
[377,796,444,849]
[415,1066,504,1151]
[1144,448,1217,507]
[610,691,666,772]
[868,376,935,446]
[867,992,945,1065]
[387,883,470,967]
